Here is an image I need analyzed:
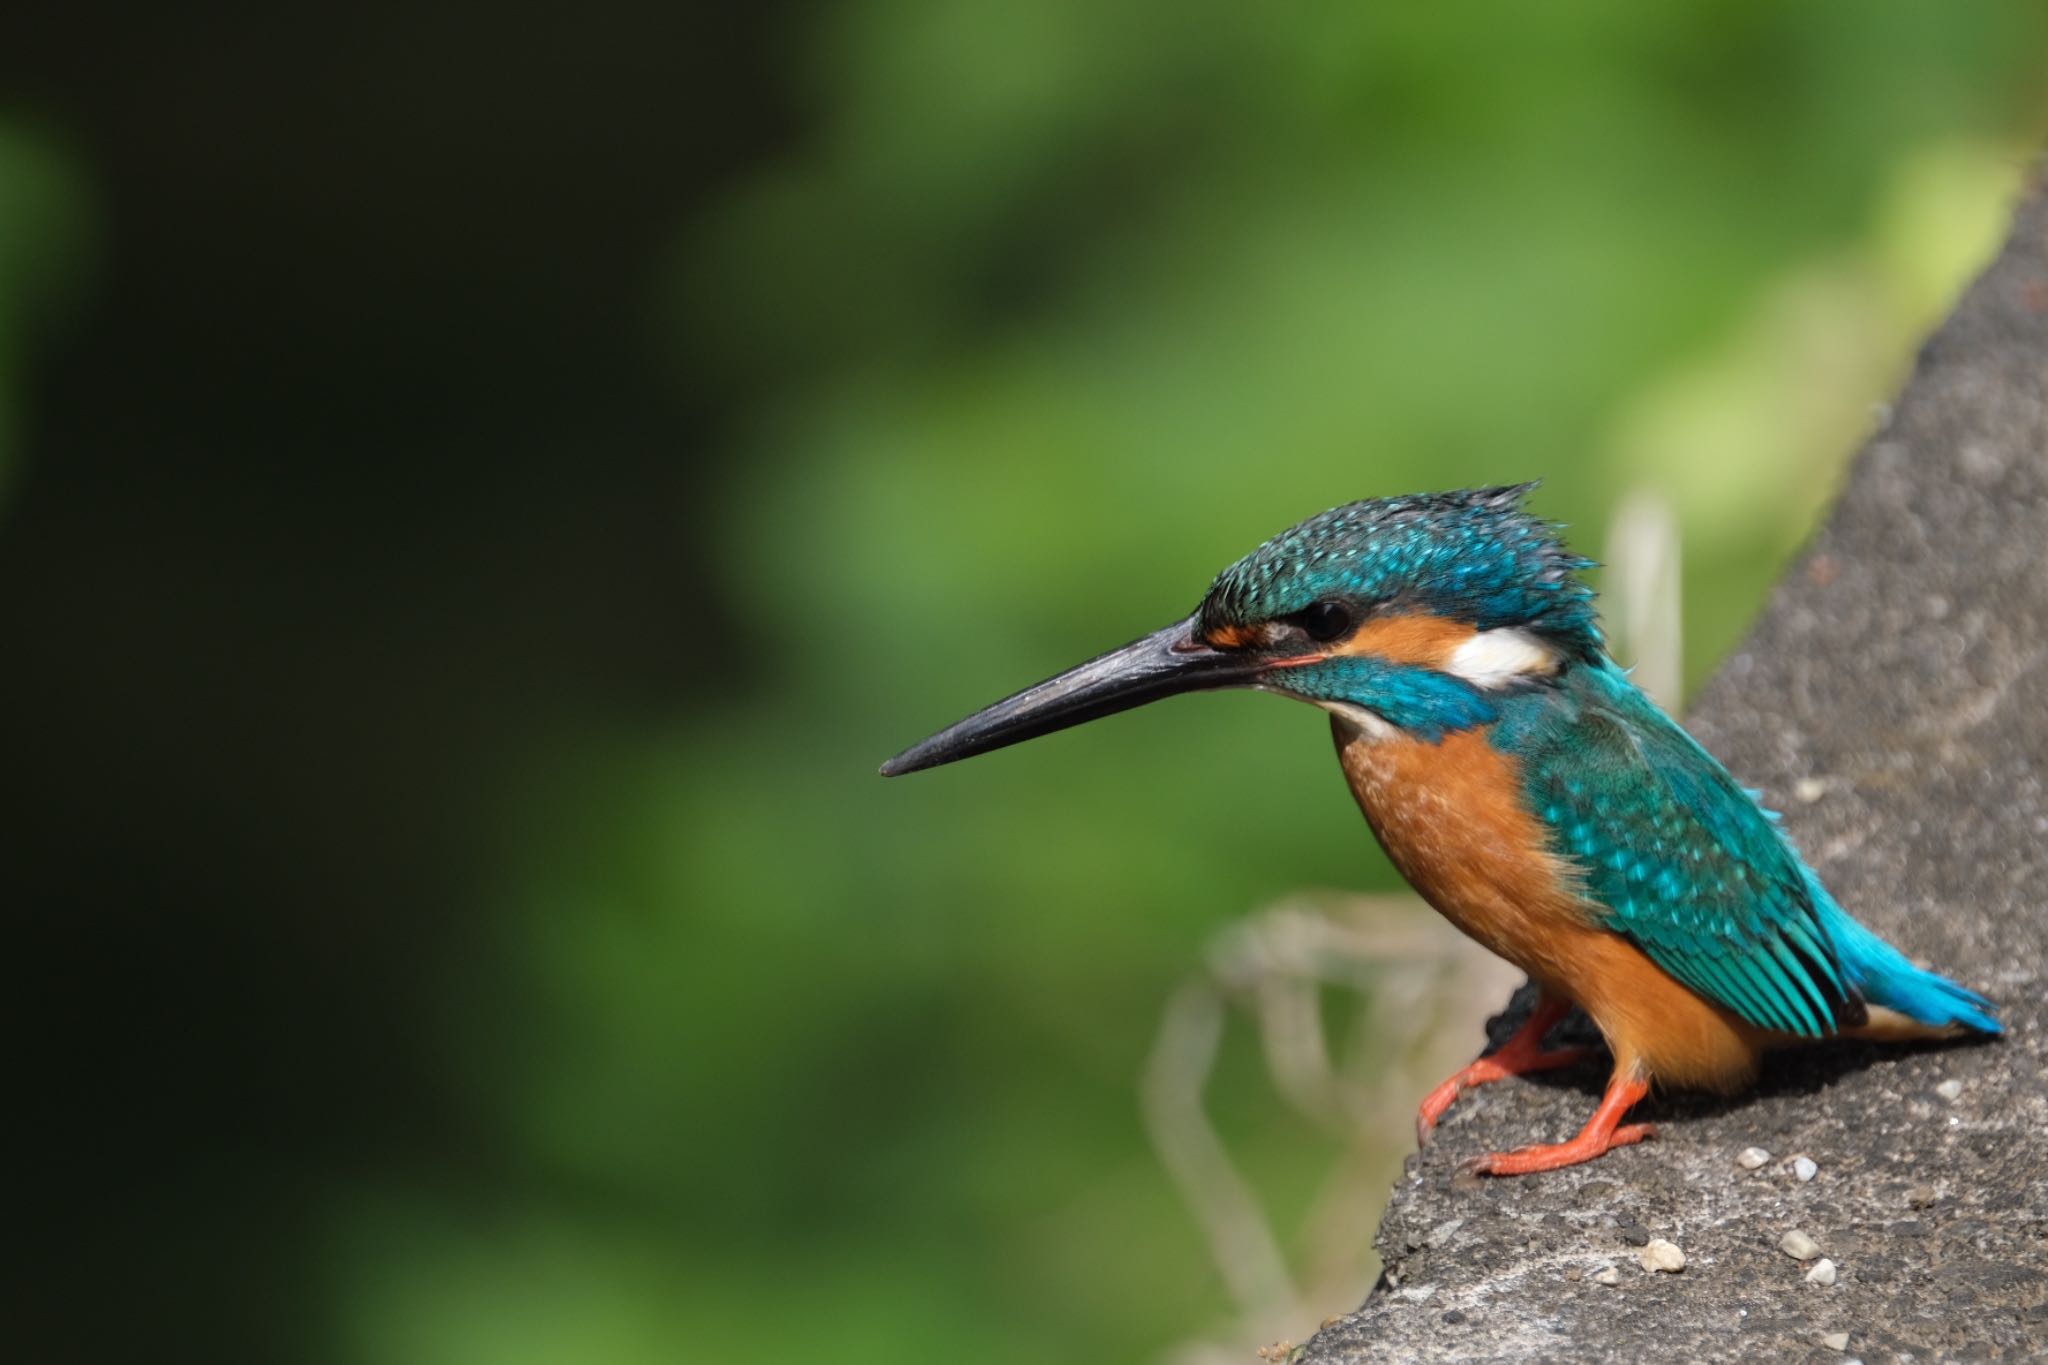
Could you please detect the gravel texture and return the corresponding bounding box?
[1299,171,2048,1363]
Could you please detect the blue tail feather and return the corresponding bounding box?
[1814,887,2002,1034]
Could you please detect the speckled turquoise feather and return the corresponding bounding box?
[1497,659,1999,1037]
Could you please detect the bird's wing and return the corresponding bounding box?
[1519,669,1857,1037]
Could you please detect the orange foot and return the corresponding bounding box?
[1416,994,1591,1144]
[1460,1069,1655,1177]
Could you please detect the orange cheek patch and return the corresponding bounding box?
[1332,613,1477,668]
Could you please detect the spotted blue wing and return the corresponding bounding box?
[1513,664,1857,1037]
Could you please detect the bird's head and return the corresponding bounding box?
[881,483,1600,775]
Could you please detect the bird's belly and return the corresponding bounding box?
[1329,714,1762,1090]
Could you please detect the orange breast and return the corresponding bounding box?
[1330,714,1766,1092]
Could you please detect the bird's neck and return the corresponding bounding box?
[1311,666,1592,749]
[1294,659,1503,743]
[1288,622,1604,745]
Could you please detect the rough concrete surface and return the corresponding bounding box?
[1299,173,2048,1363]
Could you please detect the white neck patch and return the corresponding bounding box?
[1315,699,1400,744]
[1445,627,1561,690]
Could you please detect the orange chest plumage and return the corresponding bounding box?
[1329,713,1591,980]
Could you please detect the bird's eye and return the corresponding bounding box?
[1298,600,1353,643]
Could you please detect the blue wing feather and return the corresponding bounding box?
[1504,661,1857,1037]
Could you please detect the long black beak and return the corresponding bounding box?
[880,616,1267,776]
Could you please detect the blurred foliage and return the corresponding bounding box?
[6,4,2047,1364]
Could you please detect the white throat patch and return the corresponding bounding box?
[1445,628,1561,690]
[1316,699,1400,744]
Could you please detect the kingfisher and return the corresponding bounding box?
[881,484,2001,1175]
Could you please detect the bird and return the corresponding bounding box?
[880,484,2001,1175]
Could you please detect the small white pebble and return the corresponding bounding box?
[1640,1238,1686,1273]
[1806,1257,1838,1287]
[1792,1155,1819,1182]
[1591,1265,1622,1286]
[1737,1146,1771,1169]
[1780,1229,1822,1260]
[1395,1284,1436,1303]
[1822,1331,1850,1351]
[1935,1079,1963,1102]
[1794,777,1828,803]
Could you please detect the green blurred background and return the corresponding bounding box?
[5,4,2045,1362]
